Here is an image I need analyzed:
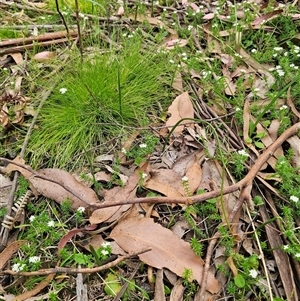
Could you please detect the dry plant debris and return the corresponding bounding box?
[1,0,300,301]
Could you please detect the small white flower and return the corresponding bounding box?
[238,149,249,157]
[283,245,289,250]
[169,59,175,64]
[294,66,299,70]
[295,253,300,258]
[121,147,127,154]
[47,220,55,227]
[59,88,67,94]
[239,69,246,73]
[290,63,295,67]
[101,241,111,248]
[251,49,257,53]
[79,13,85,18]
[272,53,278,58]
[139,143,147,148]
[29,215,35,222]
[284,52,289,56]
[249,269,258,278]
[273,47,283,51]
[12,263,26,272]
[235,107,241,112]
[290,196,299,203]
[101,249,109,256]
[77,207,85,213]
[187,25,193,31]
[141,173,147,179]
[29,256,40,263]
[253,88,260,92]
[182,176,189,182]
[277,70,285,77]
[280,105,288,110]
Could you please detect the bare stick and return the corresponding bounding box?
[0,248,150,276]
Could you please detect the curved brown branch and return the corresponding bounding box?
[195,122,300,300]
[0,248,150,276]
[1,122,300,212]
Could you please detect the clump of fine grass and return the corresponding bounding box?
[28,41,173,169]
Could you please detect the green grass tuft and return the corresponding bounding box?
[28,42,173,168]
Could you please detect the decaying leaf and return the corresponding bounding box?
[89,163,147,224]
[0,240,27,269]
[5,159,99,210]
[166,92,194,136]
[28,169,99,210]
[110,217,221,294]
[33,51,56,62]
[14,274,55,301]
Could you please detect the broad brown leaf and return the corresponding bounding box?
[29,168,99,210]
[166,92,194,136]
[110,217,221,294]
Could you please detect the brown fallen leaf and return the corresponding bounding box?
[251,9,283,26]
[28,169,99,210]
[5,159,100,210]
[33,51,56,62]
[0,240,27,269]
[14,274,55,301]
[145,169,183,198]
[110,217,221,294]
[89,163,147,224]
[154,269,166,301]
[58,224,97,250]
[166,92,194,136]
[170,279,184,301]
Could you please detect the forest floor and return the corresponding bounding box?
[1,1,300,301]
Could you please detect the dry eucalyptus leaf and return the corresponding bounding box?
[89,164,146,224]
[28,168,99,210]
[166,92,194,136]
[110,217,221,294]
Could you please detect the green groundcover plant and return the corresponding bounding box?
[28,41,173,168]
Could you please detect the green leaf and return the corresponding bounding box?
[73,253,89,265]
[245,137,252,144]
[254,141,265,149]
[234,274,246,288]
[255,131,266,139]
[104,273,122,296]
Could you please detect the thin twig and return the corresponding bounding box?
[55,0,69,37]
[74,0,83,61]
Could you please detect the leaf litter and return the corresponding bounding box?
[1,1,300,301]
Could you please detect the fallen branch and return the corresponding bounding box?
[195,122,300,300]
[0,248,150,276]
[1,122,300,212]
